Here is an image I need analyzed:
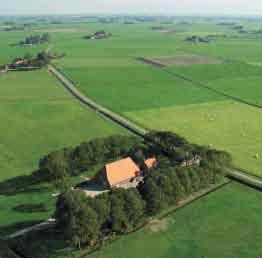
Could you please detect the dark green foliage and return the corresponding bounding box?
[0,240,19,258]
[39,135,141,181]
[55,188,145,247]
[39,149,73,181]
[55,190,100,248]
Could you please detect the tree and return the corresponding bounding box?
[55,190,100,248]
[108,190,128,233]
[123,189,145,229]
[138,177,163,215]
[39,149,71,181]
[70,206,100,248]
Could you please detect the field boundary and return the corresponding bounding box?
[160,68,262,109]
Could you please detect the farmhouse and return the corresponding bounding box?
[95,157,158,188]
[96,157,140,188]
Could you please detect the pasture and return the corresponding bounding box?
[0,70,126,231]
[167,61,262,107]
[126,101,262,176]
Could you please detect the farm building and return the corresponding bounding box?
[144,157,158,169]
[95,157,141,188]
[95,157,158,188]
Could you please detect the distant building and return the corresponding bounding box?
[84,31,111,40]
[96,157,141,188]
[15,59,27,65]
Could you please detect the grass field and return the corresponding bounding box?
[126,100,262,176]
[88,182,262,258]
[167,62,262,107]
[0,69,127,231]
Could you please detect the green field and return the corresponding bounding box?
[167,62,262,107]
[0,69,126,231]
[88,182,262,258]
[126,100,262,176]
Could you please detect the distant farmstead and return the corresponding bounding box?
[83,31,112,40]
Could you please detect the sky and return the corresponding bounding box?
[1,0,262,16]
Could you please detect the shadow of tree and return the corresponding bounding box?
[0,170,49,196]
[0,220,43,236]
[8,228,75,258]
[12,203,49,213]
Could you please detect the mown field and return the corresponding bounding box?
[0,69,126,232]
[126,101,262,175]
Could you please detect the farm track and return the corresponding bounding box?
[162,68,262,109]
[48,64,262,191]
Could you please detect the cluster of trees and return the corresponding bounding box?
[53,131,232,249]
[18,33,50,45]
[39,135,143,181]
[38,131,231,183]
[55,187,145,248]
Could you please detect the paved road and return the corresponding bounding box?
[227,169,262,190]
[48,64,148,137]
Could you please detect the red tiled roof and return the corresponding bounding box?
[105,157,140,186]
